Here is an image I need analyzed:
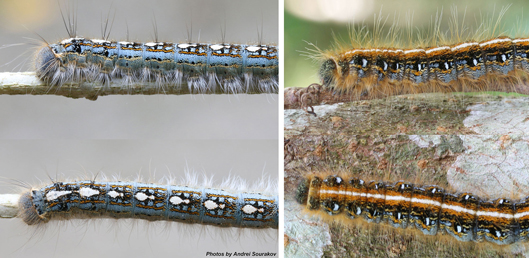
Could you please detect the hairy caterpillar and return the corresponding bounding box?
[286,170,529,257]
[3,174,278,258]
[36,39,278,94]
[0,0,278,96]
[0,141,279,257]
[16,177,278,229]
[296,175,526,246]
[284,2,529,112]
[37,8,277,94]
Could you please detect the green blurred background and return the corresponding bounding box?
[285,0,529,88]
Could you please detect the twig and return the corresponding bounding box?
[0,72,272,100]
[0,194,19,218]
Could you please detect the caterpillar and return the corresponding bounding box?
[0,0,278,138]
[16,178,278,229]
[284,4,529,112]
[1,172,279,257]
[1,0,278,95]
[312,36,529,98]
[296,175,527,246]
[0,139,279,257]
[36,38,278,94]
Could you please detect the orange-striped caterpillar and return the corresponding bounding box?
[312,36,529,98]
[284,2,529,257]
[297,175,527,246]
[287,170,528,257]
[285,3,529,112]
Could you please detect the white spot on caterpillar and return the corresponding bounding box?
[135,192,154,201]
[108,191,123,198]
[513,38,529,43]
[204,200,218,210]
[91,39,108,44]
[177,43,196,48]
[425,46,450,54]
[451,42,478,51]
[60,38,83,44]
[403,49,425,54]
[135,192,148,201]
[210,44,225,50]
[480,38,512,47]
[242,204,257,214]
[169,196,190,205]
[246,46,261,52]
[79,187,99,198]
[45,190,72,201]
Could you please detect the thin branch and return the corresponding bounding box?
[0,72,271,100]
[0,194,19,218]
